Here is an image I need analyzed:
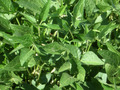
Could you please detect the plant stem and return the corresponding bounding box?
[36,63,46,82]
[113,77,117,90]
[16,18,20,25]
[38,26,40,37]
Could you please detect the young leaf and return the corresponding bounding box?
[20,13,37,24]
[10,44,24,54]
[81,51,104,65]
[73,0,85,28]
[20,48,35,66]
[51,5,67,17]
[43,24,61,30]
[58,62,71,73]
[39,0,51,22]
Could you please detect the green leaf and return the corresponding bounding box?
[20,13,37,24]
[51,5,67,17]
[61,19,70,31]
[96,1,111,11]
[0,13,16,20]
[0,31,15,44]
[98,50,119,66]
[77,65,85,82]
[4,56,25,71]
[22,82,38,90]
[10,44,24,54]
[0,85,10,90]
[28,56,36,67]
[85,30,96,41]
[39,0,51,22]
[0,0,14,13]
[105,63,120,84]
[43,24,61,30]
[73,59,85,82]
[42,42,66,54]
[101,84,114,90]
[0,16,10,30]
[95,11,111,23]
[106,42,120,57]
[20,48,35,66]
[50,85,61,90]
[64,44,81,59]
[60,73,78,87]
[81,51,104,65]
[95,72,107,84]
[10,72,22,84]
[10,24,33,36]
[14,34,33,47]
[98,49,120,84]
[58,62,71,73]
[37,84,46,90]
[73,0,85,28]
[84,0,95,17]
[15,0,44,13]
[33,44,44,55]
[75,83,83,90]
[98,22,118,39]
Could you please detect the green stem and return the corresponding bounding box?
[27,69,31,76]
[69,30,74,40]
[64,32,69,40]
[37,63,46,82]
[38,26,40,37]
[16,18,20,25]
[113,77,117,90]
[87,42,92,51]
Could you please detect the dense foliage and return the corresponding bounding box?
[0,0,120,89]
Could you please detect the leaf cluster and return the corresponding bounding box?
[0,0,120,89]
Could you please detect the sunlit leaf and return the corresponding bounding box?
[60,73,78,87]
[20,48,35,66]
[39,0,51,22]
[73,0,85,28]
[58,62,71,73]
[81,51,104,65]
